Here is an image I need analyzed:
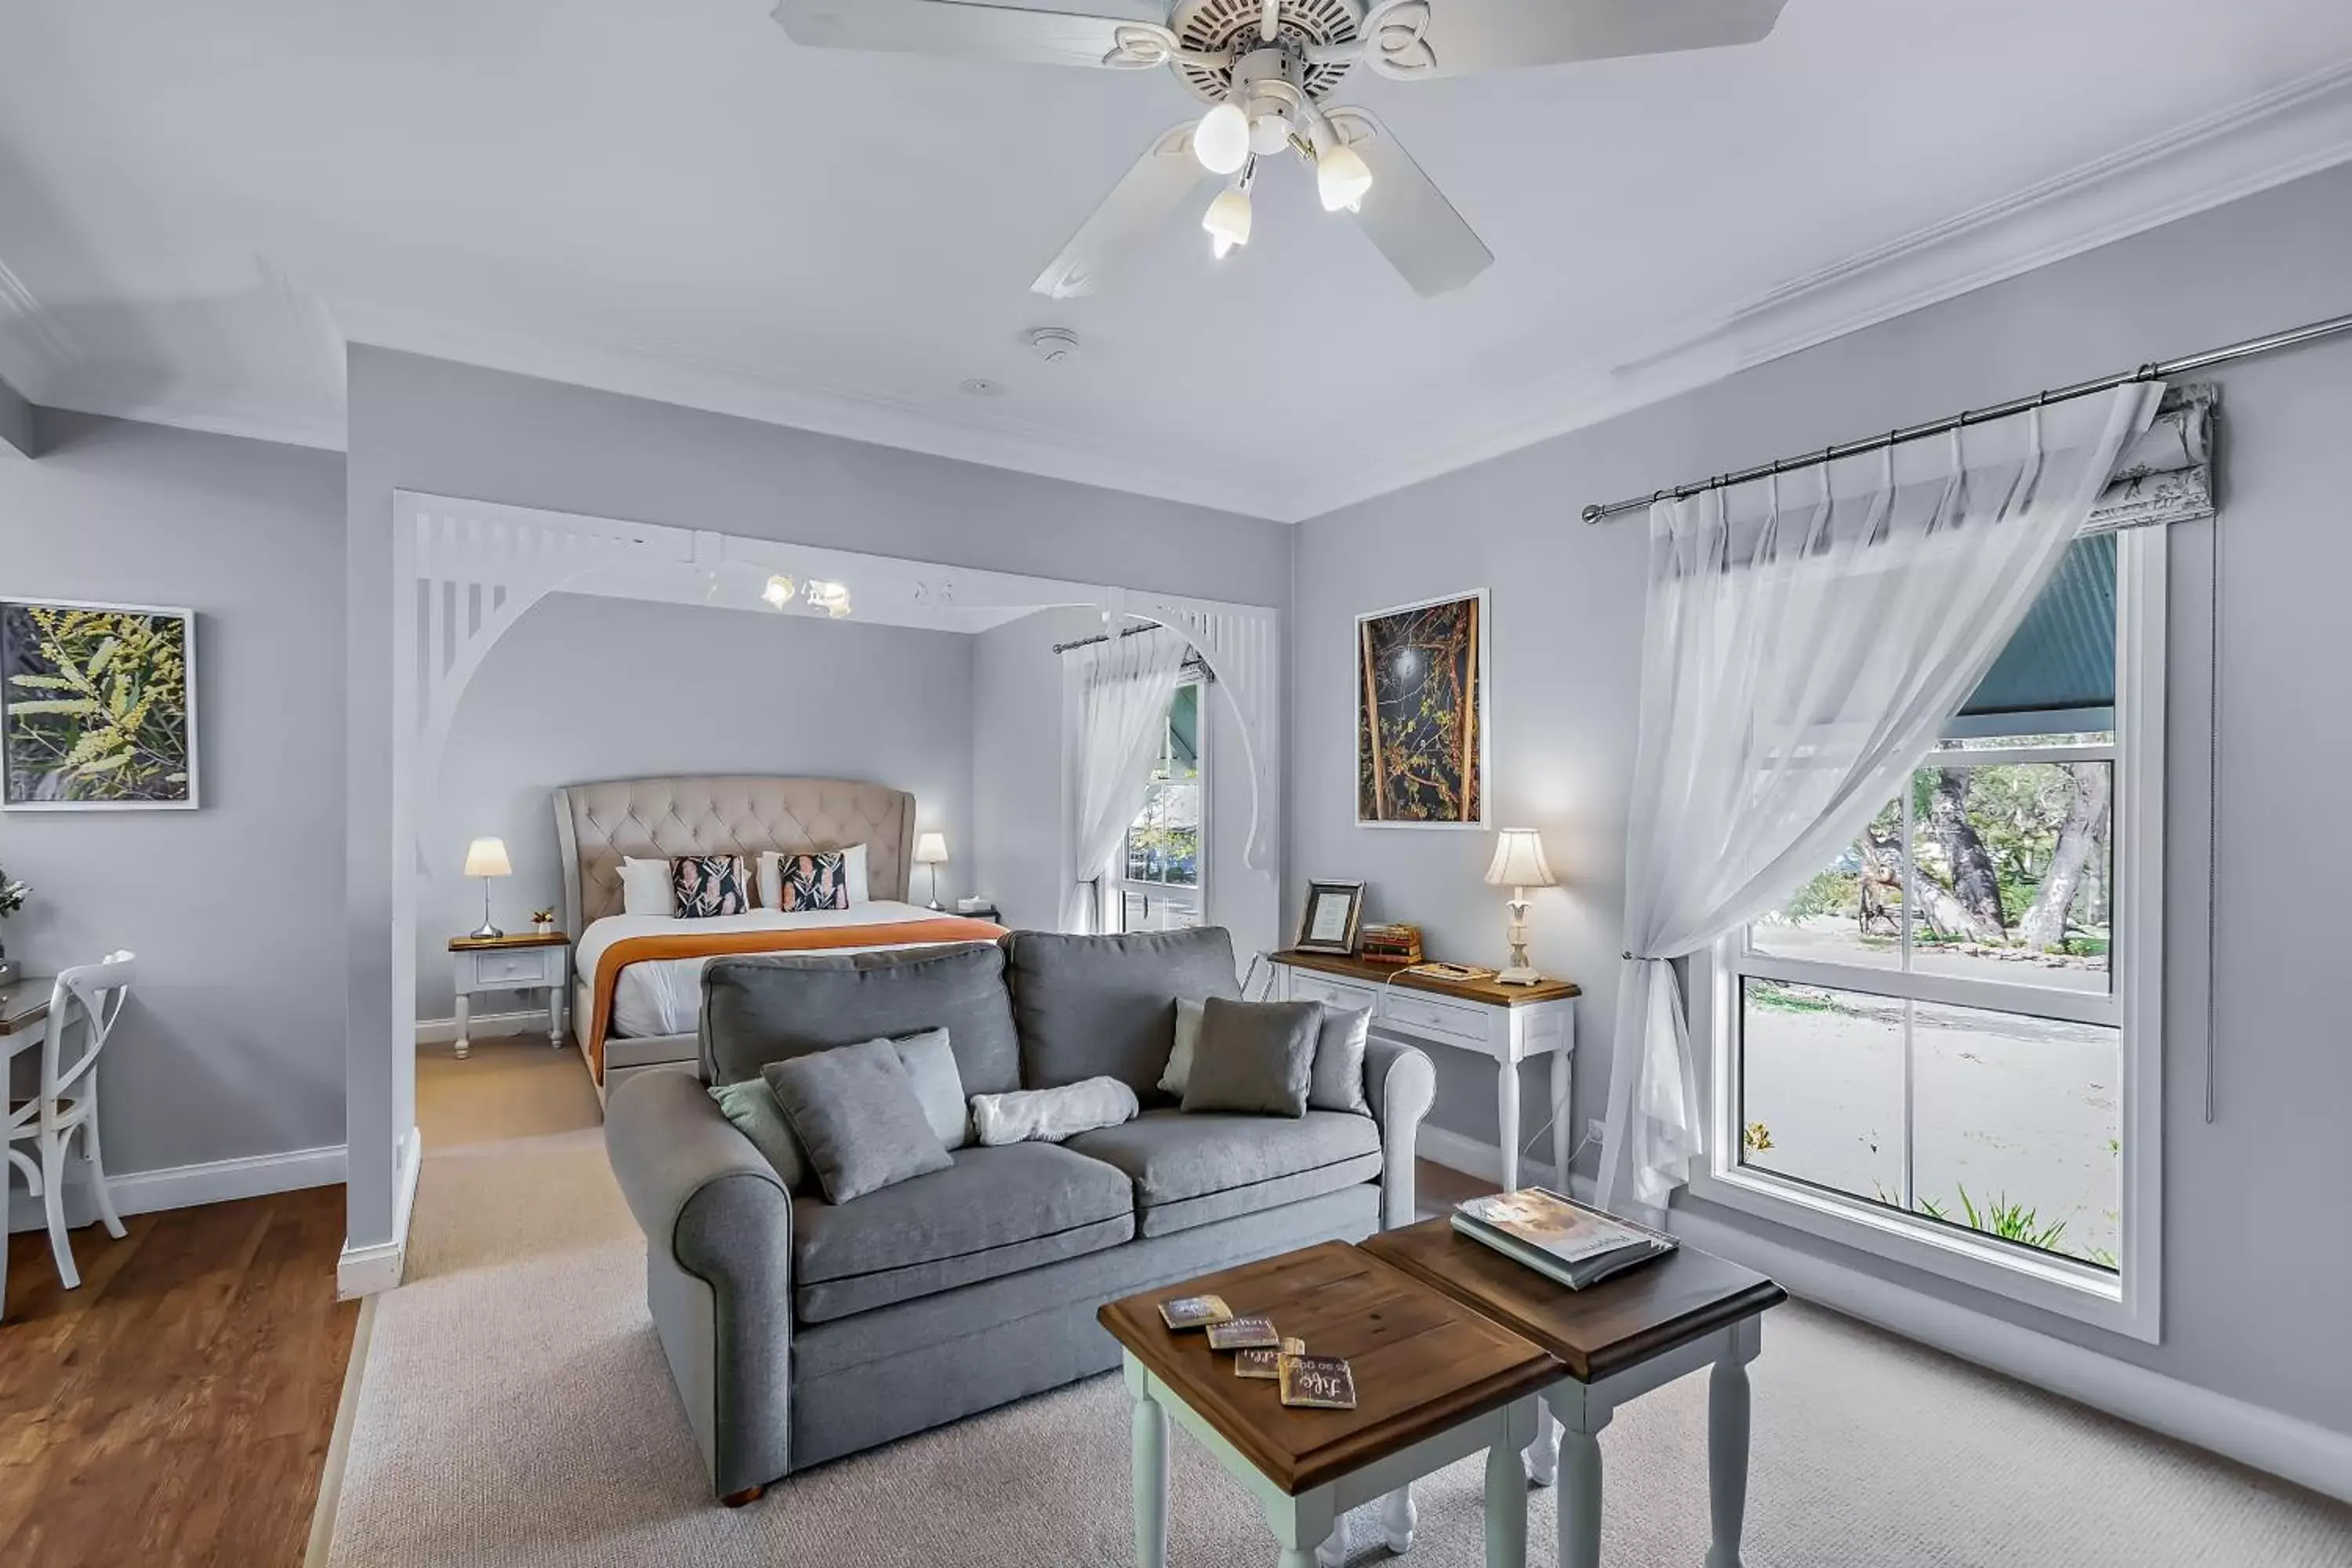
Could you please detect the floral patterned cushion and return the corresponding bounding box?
[671,855,750,919]
[778,851,850,913]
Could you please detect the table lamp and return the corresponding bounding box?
[463,837,513,940]
[1483,829,1556,985]
[913,831,949,911]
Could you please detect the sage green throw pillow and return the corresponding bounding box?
[709,1076,811,1190]
[1181,996,1320,1118]
[764,1038,954,1203]
[1308,1003,1373,1116]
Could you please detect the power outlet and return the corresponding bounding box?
[1586,1119,1608,1149]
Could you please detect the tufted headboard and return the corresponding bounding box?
[551,775,918,934]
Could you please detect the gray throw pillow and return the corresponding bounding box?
[891,1026,971,1149]
[1309,1004,1373,1116]
[1181,996,1321,1118]
[1156,996,1210,1098]
[764,1038,955,1203]
[709,1077,811,1190]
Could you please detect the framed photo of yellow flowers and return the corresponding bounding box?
[2,599,199,810]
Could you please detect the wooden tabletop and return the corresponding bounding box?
[447,931,569,952]
[1360,1218,1784,1384]
[1272,948,1581,1007]
[1098,1240,1561,1495]
[0,975,53,1038]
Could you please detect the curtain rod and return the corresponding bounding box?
[1581,307,2352,524]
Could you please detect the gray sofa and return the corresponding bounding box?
[604,927,1437,1504]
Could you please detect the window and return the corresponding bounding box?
[1112,677,1205,934]
[1698,528,2165,1338]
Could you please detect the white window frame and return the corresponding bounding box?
[1690,525,2165,1342]
[1105,671,1210,934]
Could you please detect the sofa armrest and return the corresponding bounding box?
[1364,1036,1436,1229]
[606,1069,797,1499]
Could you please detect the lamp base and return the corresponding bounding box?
[1495,965,1544,986]
[470,921,505,941]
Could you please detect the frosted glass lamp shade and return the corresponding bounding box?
[463,838,513,878]
[1483,829,1555,889]
[913,832,950,866]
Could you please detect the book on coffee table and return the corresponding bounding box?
[1207,1316,1282,1351]
[1279,1355,1358,1410]
[1158,1294,1236,1330]
[1452,1188,1675,1291]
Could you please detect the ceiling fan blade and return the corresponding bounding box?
[1359,0,1788,78]
[1033,123,1216,299]
[773,0,1181,71]
[1323,108,1493,297]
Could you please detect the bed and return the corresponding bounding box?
[553,775,1005,1100]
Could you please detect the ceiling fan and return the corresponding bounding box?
[772,0,1788,299]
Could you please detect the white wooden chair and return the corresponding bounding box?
[5,952,133,1298]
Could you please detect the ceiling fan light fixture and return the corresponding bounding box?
[1249,107,1294,157]
[1202,185,1252,259]
[1193,100,1251,175]
[1316,140,1374,213]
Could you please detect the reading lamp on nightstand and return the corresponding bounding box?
[913,831,949,911]
[463,837,512,940]
[1484,829,1557,985]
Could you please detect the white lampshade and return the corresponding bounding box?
[1202,186,1253,260]
[1484,829,1555,889]
[1193,101,1250,175]
[463,837,513,879]
[913,832,949,866]
[1316,141,1374,213]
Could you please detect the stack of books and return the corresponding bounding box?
[1357,923,1423,966]
[1452,1188,1675,1290]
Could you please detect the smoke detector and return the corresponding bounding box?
[1025,328,1081,365]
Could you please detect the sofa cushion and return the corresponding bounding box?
[701,942,1020,1095]
[792,1142,1136,1323]
[1064,1109,1383,1238]
[1005,927,1240,1098]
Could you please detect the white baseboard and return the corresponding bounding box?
[7,1142,344,1234]
[414,1007,553,1045]
[336,1125,421,1300]
[1414,1127,2352,1505]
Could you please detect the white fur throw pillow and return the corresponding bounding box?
[970,1076,1139,1147]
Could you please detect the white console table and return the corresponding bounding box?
[1270,950,1579,1192]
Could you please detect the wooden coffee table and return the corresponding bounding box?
[1100,1240,1562,1568]
[1363,1220,1786,1568]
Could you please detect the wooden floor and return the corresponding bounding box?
[0,1185,357,1567]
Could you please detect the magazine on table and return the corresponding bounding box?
[1452,1187,1675,1290]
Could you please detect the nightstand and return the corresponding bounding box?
[955,902,1004,923]
[448,932,571,1059]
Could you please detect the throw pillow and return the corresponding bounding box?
[1155,996,1209,1098]
[672,854,750,918]
[890,1026,971,1149]
[1308,1004,1374,1116]
[778,851,850,913]
[619,855,676,916]
[759,844,870,909]
[708,1077,811,1191]
[1181,996,1320,1118]
[764,1038,955,1203]
[971,1077,1138,1146]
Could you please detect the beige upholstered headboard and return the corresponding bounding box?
[551,775,917,933]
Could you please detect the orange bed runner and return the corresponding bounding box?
[584,917,1008,1081]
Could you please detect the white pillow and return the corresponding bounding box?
[1157,996,1208,1097]
[758,844,870,909]
[619,856,675,917]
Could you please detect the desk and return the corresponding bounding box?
[1270,950,1579,1192]
[0,975,53,1040]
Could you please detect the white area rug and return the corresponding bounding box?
[325,1041,2352,1566]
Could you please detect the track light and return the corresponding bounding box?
[761,574,797,608]
[1203,185,1252,260]
[1316,140,1374,213]
[1194,100,1250,175]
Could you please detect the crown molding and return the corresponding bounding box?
[1280,57,2352,522]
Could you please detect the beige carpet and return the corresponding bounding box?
[325,1038,2352,1566]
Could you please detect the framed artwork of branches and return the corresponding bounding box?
[1356,589,1487,828]
[2,598,200,810]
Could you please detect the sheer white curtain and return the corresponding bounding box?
[1061,624,1189,933]
[1596,384,2163,1214]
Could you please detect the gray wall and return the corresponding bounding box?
[972,605,1278,962]
[1289,162,2352,1433]
[1,409,345,1184]
[346,347,1293,1245]
[0,372,31,459]
[419,593,975,1020]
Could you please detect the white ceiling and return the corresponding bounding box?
[2,0,2348,520]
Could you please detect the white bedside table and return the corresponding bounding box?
[448,932,571,1059]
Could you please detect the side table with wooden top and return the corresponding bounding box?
[1271,949,1580,1190]
[1362,1218,1787,1568]
[1100,1240,1561,1568]
[0,974,53,1045]
[447,931,571,1059]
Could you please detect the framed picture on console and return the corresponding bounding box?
[2,598,200,810]
[1357,589,1487,828]
[1295,880,1366,956]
